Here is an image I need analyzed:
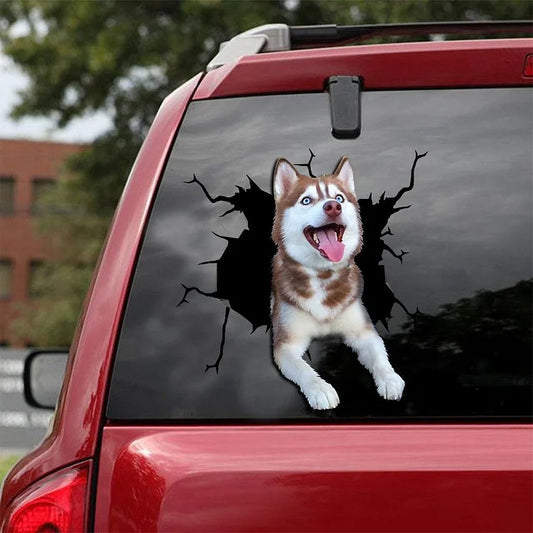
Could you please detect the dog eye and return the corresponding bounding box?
[301,197,312,205]
[335,194,344,203]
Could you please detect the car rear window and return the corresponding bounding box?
[107,88,532,421]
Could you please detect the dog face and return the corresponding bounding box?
[272,157,362,269]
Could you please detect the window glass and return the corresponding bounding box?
[108,89,532,421]
[32,178,56,214]
[28,260,45,299]
[0,259,13,300]
[0,177,15,216]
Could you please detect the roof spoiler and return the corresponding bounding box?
[207,20,533,71]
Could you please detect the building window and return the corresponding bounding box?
[32,178,56,214]
[0,259,13,300]
[29,260,45,299]
[0,176,15,216]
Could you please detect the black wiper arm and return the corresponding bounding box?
[290,21,533,47]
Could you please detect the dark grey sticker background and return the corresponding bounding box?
[107,89,532,420]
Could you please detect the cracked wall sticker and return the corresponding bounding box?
[178,150,426,377]
[271,155,406,410]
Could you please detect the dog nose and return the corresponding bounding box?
[323,200,342,218]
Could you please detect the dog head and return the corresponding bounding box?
[272,157,362,269]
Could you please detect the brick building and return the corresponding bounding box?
[0,139,85,346]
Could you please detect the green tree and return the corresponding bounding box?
[1,0,530,345]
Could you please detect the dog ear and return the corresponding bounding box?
[333,157,356,196]
[273,159,300,201]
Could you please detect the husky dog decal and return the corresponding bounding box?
[271,157,405,410]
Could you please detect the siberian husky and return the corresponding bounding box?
[271,157,405,410]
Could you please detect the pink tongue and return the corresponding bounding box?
[317,227,345,262]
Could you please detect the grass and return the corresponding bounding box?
[0,454,22,484]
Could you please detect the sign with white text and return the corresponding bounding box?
[0,349,53,453]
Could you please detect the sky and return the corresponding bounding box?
[0,51,111,143]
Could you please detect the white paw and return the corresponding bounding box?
[376,372,405,401]
[302,378,340,410]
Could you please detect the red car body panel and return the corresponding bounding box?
[2,36,532,531]
[194,39,533,100]
[0,73,203,511]
[94,425,532,532]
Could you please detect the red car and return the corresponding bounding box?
[2,22,532,532]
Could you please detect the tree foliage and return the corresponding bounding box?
[1,0,530,345]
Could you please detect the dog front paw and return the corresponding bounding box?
[302,378,340,410]
[376,372,405,401]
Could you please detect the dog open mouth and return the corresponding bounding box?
[304,224,346,262]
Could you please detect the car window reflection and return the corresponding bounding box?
[108,89,532,421]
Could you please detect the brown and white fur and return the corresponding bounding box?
[271,157,405,410]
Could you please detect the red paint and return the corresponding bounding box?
[524,54,533,77]
[195,40,533,99]
[0,73,203,512]
[94,425,533,532]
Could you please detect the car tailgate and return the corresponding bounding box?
[93,424,532,532]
